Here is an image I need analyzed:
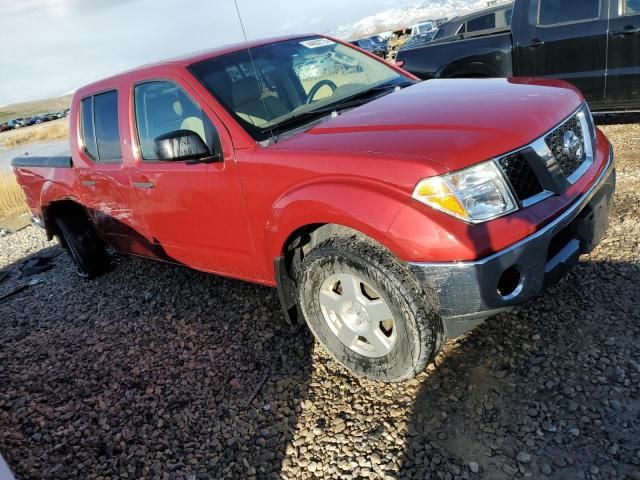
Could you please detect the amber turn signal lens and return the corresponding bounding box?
[412,177,468,219]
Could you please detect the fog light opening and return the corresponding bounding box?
[497,266,523,300]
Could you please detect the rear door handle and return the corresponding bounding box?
[612,26,640,36]
[81,180,96,187]
[522,39,545,49]
[132,181,154,189]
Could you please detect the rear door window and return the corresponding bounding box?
[80,97,98,160]
[93,91,122,162]
[538,0,600,25]
[80,90,122,163]
[466,13,496,32]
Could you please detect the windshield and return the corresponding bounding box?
[188,36,408,141]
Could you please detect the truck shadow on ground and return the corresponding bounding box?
[397,258,640,479]
[0,242,314,479]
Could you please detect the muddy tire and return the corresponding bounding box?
[55,216,109,279]
[298,233,444,382]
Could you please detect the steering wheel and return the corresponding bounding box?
[306,79,338,104]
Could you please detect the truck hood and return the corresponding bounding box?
[271,78,584,172]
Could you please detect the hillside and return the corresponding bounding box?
[330,0,511,40]
[0,94,73,124]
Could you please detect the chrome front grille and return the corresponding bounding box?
[544,115,586,178]
[496,105,594,207]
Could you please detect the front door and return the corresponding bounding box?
[515,0,608,110]
[606,0,640,109]
[126,73,260,281]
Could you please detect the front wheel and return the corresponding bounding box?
[298,234,444,382]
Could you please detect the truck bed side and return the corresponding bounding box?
[397,31,513,80]
[11,155,82,229]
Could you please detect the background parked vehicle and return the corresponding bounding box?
[385,18,446,60]
[409,21,436,38]
[431,3,513,42]
[37,113,56,122]
[5,120,23,129]
[397,0,640,112]
[385,27,414,60]
[22,116,39,126]
[398,29,439,52]
[350,35,388,57]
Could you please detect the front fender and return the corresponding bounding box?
[262,180,411,283]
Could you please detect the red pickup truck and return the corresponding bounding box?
[12,35,615,382]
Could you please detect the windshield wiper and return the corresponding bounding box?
[260,109,335,137]
[262,81,413,137]
[332,80,411,107]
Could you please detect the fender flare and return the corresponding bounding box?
[40,181,85,238]
[262,180,410,283]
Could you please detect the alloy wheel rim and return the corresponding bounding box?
[319,273,397,358]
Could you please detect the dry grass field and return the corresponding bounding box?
[0,171,28,222]
[0,118,69,148]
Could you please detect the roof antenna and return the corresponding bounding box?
[233,0,274,143]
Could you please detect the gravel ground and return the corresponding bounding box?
[1,118,639,480]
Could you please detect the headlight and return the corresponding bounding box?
[412,161,517,223]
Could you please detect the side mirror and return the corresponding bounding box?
[154,130,219,163]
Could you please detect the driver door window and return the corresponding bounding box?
[134,81,221,161]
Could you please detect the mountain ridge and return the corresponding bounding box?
[329,0,512,40]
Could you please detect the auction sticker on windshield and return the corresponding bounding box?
[300,38,335,49]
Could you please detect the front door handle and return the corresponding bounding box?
[612,26,640,36]
[81,180,96,187]
[132,181,154,189]
[522,39,545,49]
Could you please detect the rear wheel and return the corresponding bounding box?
[298,233,444,382]
[55,216,109,279]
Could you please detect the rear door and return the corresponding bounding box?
[125,70,261,281]
[606,0,640,109]
[514,0,608,110]
[75,89,150,255]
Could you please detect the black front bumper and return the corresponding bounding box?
[409,149,616,338]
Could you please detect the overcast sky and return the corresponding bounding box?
[0,0,417,106]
